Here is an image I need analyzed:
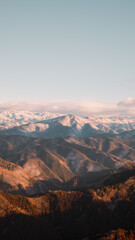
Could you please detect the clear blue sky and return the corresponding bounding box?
[0,0,135,104]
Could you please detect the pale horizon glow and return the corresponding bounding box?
[0,97,135,118]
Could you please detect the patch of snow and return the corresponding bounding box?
[66,151,85,173]
[23,162,41,177]
[87,163,103,172]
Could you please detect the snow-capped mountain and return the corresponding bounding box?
[0,111,63,129]
[0,113,135,138]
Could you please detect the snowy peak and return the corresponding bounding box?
[0,111,63,129]
[48,114,89,127]
[0,112,135,139]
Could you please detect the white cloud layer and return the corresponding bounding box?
[0,98,135,117]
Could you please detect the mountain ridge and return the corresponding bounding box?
[0,134,135,195]
[0,113,135,139]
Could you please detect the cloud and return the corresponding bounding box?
[0,98,135,117]
[118,97,135,107]
[116,98,135,117]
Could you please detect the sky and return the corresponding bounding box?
[0,0,135,104]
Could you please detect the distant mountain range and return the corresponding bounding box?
[0,111,63,129]
[0,112,135,139]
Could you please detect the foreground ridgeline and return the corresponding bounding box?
[1,172,135,240]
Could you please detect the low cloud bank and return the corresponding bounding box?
[0,98,135,117]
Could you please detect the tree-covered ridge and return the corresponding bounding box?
[1,166,135,239]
